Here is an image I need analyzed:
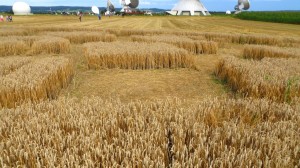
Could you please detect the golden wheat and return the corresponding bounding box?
[1,17,299,167]
[29,27,165,36]
[46,31,117,44]
[84,41,195,69]
[16,36,39,47]
[215,56,300,102]
[201,33,284,46]
[189,32,298,47]
[105,29,166,36]
[0,57,74,108]
[0,36,70,56]
[131,35,218,54]
[243,44,297,60]
[0,38,29,56]
[105,29,299,48]
[31,37,71,54]
[25,26,105,34]
[0,28,32,36]
[0,97,298,167]
[0,57,33,76]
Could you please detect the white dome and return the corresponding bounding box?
[12,2,31,15]
[170,0,210,16]
[226,10,232,14]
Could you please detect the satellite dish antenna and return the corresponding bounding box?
[119,0,139,12]
[107,0,115,12]
[128,0,139,8]
[91,6,100,14]
[235,0,250,14]
[105,0,115,16]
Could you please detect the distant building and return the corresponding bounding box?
[12,2,32,15]
[166,0,210,16]
[226,10,232,14]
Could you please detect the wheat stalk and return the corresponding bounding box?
[31,37,71,54]
[0,57,74,108]
[84,41,195,70]
[46,31,117,44]
[0,38,29,57]
[0,97,298,167]
[0,57,33,76]
[215,56,300,102]
[243,44,297,60]
[131,35,218,54]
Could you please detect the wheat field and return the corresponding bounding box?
[0,15,299,167]
[0,97,299,167]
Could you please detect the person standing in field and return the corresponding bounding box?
[98,13,101,20]
[0,15,4,22]
[5,15,12,22]
[78,12,83,22]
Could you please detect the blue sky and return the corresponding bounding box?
[0,0,299,11]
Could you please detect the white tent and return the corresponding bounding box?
[167,0,210,16]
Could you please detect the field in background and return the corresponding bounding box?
[0,15,299,167]
[236,11,300,24]
[1,15,300,36]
